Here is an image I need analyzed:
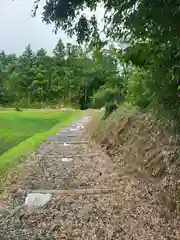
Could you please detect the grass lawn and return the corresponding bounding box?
[0,109,82,178]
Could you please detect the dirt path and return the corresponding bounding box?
[0,116,93,238]
[0,116,119,240]
[0,116,179,239]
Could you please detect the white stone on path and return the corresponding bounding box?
[76,125,84,129]
[63,142,71,147]
[25,193,52,208]
[71,124,84,129]
[69,128,79,132]
[61,157,73,162]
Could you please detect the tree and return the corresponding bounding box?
[0,37,124,109]
[53,39,66,59]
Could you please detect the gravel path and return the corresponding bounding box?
[0,117,93,239]
[0,116,179,239]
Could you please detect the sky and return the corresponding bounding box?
[0,0,77,55]
[0,0,105,56]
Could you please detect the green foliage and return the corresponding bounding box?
[0,40,123,109]
[36,0,180,46]
[103,103,118,120]
[92,87,121,108]
[125,68,152,108]
[33,0,180,121]
[15,106,22,112]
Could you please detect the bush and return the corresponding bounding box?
[15,106,22,112]
[126,68,152,108]
[103,102,119,119]
[91,86,122,108]
[125,67,180,121]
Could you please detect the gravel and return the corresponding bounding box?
[0,117,90,239]
[0,115,180,239]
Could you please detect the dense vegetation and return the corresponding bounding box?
[1,1,180,120]
[30,0,180,121]
[0,40,123,110]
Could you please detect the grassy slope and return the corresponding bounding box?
[90,104,180,222]
[0,110,82,177]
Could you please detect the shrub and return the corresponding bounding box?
[103,102,119,119]
[126,68,152,108]
[91,86,122,108]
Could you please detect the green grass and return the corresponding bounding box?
[0,110,82,177]
[0,110,75,155]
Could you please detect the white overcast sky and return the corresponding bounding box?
[0,0,105,55]
[0,0,77,55]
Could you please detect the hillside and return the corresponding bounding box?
[89,105,180,239]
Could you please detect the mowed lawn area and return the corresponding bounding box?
[0,110,78,156]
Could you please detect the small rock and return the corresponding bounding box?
[62,158,73,162]
[25,193,52,208]
[63,143,71,147]
[76,125,84,129]
[69,128,79,132]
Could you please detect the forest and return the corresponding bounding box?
[1,0,180,121]
[0,40,123,110]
